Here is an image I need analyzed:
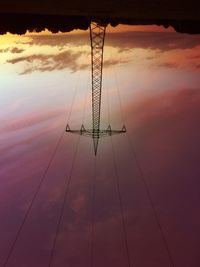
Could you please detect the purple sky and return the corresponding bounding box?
[0,26,200,267]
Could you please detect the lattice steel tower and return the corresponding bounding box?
[66,22,126,155]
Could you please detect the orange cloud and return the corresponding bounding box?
[0,108,65,133]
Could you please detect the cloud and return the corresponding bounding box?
[189,54,200,59]
[127,87,200,130]
[103,58,129,67]
[0,47,24,53]
[6,31,200,74]
[26,31,200,52]
[0,48,8,53]
[124,87,200,181]
[7,50,84,74]
[105,31,200,51]
[6,48,128,74]
[0,107,66,176]
[25,33,89,47]
[1,86,200,266]
[0,108,65,133]
[157,62,179,69]
[10,47,25,53]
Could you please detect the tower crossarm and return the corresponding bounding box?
[66,124,126,138]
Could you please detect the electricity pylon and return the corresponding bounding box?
[66,22,126,155]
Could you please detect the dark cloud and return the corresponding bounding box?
[103,58,129,67]
[0,48,9,53]
[25,31,200,52]
[7,50,85,74]
[106,31,200,51]
[10,47,25,53]
[25,33,89,47]
[189,54,200,59]
[157,62,179,68]
[0,47,24,53]
[6,48,128,74]
[8,31,199,74]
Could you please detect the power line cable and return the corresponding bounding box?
[66,71,81,124]
[48,134,81,267]
[125,133,175,267]
[105,67,111,125]
[111,56,125,126]
[49,68,89,266]
[110,136,133,267]
[3,130,65,267]
[4,70,81,267]
[107,62,132,267]
[113,63,174,266]
[90,156,96,267]
[82,66,90,126]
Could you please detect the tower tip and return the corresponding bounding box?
[93,138,99,156]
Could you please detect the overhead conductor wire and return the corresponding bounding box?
[49,66,90,267]
[110,136,133,267]
[81,63,97,267]
[48,134,81,267]
[4,70,81,267]
[106,65,133,267]
[113,65,175,267]
[90,156,96,267]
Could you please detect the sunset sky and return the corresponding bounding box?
[0,24,200,267]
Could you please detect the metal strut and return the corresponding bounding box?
[66,22,126,155]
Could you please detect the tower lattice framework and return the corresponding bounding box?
[66,22,126,155]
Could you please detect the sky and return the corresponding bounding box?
[0,24,200,267]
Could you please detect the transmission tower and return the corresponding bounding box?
[66,22,126,155]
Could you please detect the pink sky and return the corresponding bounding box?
[0,25,200,266]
